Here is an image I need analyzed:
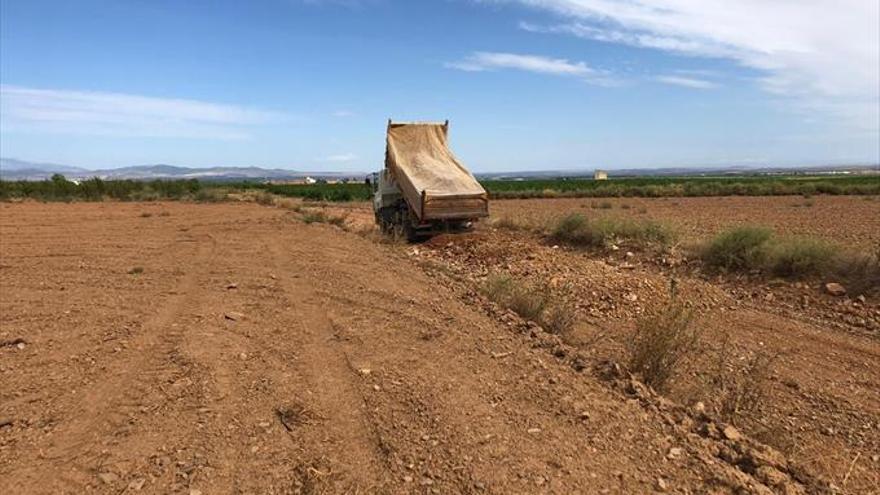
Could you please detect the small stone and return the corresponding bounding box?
[824,282,846,296]
[127,478,146,491]
[190,490,202,495]
[579,411,590,420]
[403,475,413,483]
[624,293,638,302]
[722,425,742,441]
[692,401,706,414]
[16,342,26,350]
[625,251,634,258]
[226,283,238,289]
[667,447,683,459]
[373,384,381,391]
[224,312,244,321]
[359,368,371,376]
[656,477,668,491]
[97,472,118,485]
[527,427,542,434]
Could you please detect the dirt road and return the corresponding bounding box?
[0,201,873,494]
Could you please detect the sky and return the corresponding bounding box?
[0,0,878,172]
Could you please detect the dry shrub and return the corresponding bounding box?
[301,211,327,224]
[703,228,879,294]
[550,213,675,250]
[766,237,835,278]
[542,302,576,335]
[508,290,547,321]
[482,274,547,321]
[701,226,773,271]
[493,216,525,231]
[327,214,348,228]
[711,343,778,424]
[255,191,275,206]
[833,243,880,296]
[628,302,699,392]
[481,274,574,331]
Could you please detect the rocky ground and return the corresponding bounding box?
[1,198,878,494]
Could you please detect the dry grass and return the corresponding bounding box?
[627,302,699,392]
[481,274,576,334]
[716,351,777,424]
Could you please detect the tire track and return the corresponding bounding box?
[264,234,391,492]
[9,232,217,492]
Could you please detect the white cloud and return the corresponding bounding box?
[448,51,592,76]
[447,51,620,85]
[510,0,880,130]
[0,85,286,139]
[323,153,357,162]
[655,75,717,89]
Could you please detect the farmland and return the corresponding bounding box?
[2,194,879,493]
[1,173,878,202]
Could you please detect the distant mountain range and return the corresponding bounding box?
[1,157,877,181]
[0,158,363,181]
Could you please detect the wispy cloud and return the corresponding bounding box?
[655,75,717,90]
[323,152,357,162]
[0,85,287,139]
[446,51,619,86]
[510,0,879,130]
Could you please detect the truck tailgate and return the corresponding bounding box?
[385,122,487,221]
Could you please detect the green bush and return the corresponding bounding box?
[702,226,773,271]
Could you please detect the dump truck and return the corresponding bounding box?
[370,120,489,240]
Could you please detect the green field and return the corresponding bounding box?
[1,173,877,202]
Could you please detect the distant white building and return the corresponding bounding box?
[304,176,317,184]
[594,170,608,180]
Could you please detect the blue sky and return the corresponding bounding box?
[1,0,878,172]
